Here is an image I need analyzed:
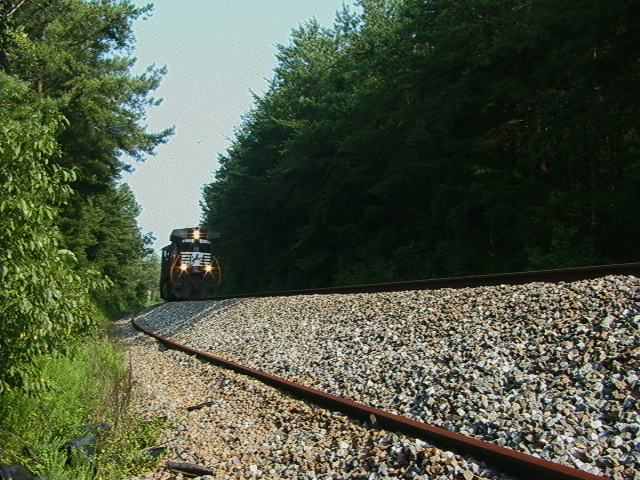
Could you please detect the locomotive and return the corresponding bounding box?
[160,227,221,301]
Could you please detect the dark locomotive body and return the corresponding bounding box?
[160,227,221,301]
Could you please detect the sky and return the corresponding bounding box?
[124,0,354,251]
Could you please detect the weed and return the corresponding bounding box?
[0,328,164,479]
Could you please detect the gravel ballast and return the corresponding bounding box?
[125,275,639,479]
[116,321,514,479]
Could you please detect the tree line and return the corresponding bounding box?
[0,0,168,392]
[202,0,640,294]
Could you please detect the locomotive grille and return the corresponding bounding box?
[179,252,212,267]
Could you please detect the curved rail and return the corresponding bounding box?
[132,317,613,480]
[216,262,640,299]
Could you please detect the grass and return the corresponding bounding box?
[0,329,165,479]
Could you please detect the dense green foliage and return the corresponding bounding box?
[60,182,159,316]
[1,0,167,393]
[0,74,104,392]
[203,0,640,294]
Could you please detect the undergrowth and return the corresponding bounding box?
[0,328,164,479]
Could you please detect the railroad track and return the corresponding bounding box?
[132,263,640,479]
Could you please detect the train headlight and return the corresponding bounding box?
[204,264,212,272]
[179,263,188,271]
[192,229,201,240]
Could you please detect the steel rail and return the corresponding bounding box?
[132,317,613,480]
[214,262,640,299]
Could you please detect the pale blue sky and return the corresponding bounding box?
[124,0,354,251]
